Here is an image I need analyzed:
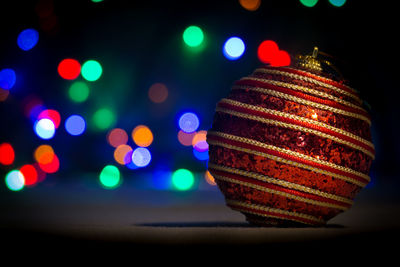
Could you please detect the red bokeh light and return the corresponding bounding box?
[257,40,279,63]
[57,58,81,80]
[257,40,291,67]
[0,143,15,165]
[39,153,60,173]
[270,50,291,67]
[38,109,61,128]
[20,164,38,186]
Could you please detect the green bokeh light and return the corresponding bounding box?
[93,108,116,130]
[68,81,89,103]
[172,169,194,191]
[182,26,204,47]
[299,0,318,7]
[99,165,121,189]
[81,60,102,82]
[328,0,346,7]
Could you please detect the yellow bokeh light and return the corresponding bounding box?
[132,125,153,147]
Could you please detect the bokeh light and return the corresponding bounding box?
[191,130,207,147]
[257,40,279,64]
[107,128,128,148]
[299,0,319,7]
[35,0,54,18]
[99,165,121,189]
[38,109,61,129]
[17,28,39,51]
[81,60,102,82]
[152,170,172,190]
[223,37,245,60]
[22,95,43,118]
[172,169,195,191]
[20,164,38,186]
[5,170,25,191]
[204,170,216,186]
[257,40,290,66]
[0,143,15,165]
[178,112,199,133]
[38,153,59,173]
[131,147,152,167]
[0,68,16,90]
[177,130,196,146]
[34,118,56,139]
[113,144,133,165]
[93,108,115,130]
[132,125,153,147]
[329,0,346,7]
[57,58,81,80]
[183,25,204,47]
[33,163,46,183]
[148,83,168,103]
[0,88,10,101]
[193,140,209,152]
[68,81,90,103]
[65,115,86,136]
[34,144,54,165]
[239,0,261,11]
[193,148,209,161]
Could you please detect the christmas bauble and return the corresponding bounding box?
[207,48,374,226]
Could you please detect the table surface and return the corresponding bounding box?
[1,175,400,255]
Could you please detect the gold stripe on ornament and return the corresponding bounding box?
[220,98,375,151]
[241,77,364,111]
[232,84,371,125]
[207,139,368,187]
[208,162,354,205]
[208,131,370,182]
[254,67,361,103]
[226,199,325,225]
[215,106,375,159]
[213,174,349,210]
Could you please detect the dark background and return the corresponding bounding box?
[0,0,399,251]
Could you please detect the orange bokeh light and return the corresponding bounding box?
[114,144,133,165]
[34,145,54,164]
[191,130,207,147]
[204,170,216,186]
[132,125,153,147]
[239,0,261,11]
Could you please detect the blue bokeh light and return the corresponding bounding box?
[178,112,199,133]
[131,147,152,167]
[34,118,56,140]
[17,28,39,51]
[193,148,209,161]
[0,69,16,90]
[65,115,86,136]
[223,37,245,60]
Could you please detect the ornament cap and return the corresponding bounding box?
[295,47,344,81]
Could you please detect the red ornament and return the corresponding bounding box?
[207,47,375,226]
